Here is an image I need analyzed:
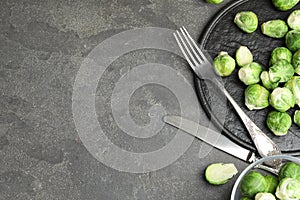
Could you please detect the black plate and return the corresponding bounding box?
[196,0,300,154]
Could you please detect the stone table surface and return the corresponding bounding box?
[0,0,249,199]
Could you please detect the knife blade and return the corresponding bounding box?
[163,115,257,163]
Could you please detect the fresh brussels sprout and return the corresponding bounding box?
[213,51,236,77]
[255,193,276,200]
[287,10,300,31]
[260,71,279,90]
[268,60,295,83]
[206,0,223,4]
[272,0,300,11]
[234,11,258,33]
[241,171,267,198]
[238,62,262,85]
[261,20,288,38]
[286,30,300,52]
[204,163,238,185]
[294,110,300,126]
[264,174,279,194]
[236,46,253,67]
[285,76,300,106]
[278,162,300,181]
[292,49,300,75]
[275,178,300,199]
[269,47,292,66]
[269,87,295,112]
[244,84,270,110]
[266,111,292,136]
[240,197,252,200]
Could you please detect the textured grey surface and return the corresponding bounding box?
[0,0,247,200]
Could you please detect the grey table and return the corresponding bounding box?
[0,0,248,199]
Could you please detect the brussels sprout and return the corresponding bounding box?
[275,178,300,199]
[272,0,300,11]
[255,193,276,200]
[206,0,223,4]
[284,76,300,106]
[285,30,300,52]
[238,62,262,85]
[236,46,253,67]
[294,110,300,126]
[269,47,292,66]
[287,10,300,31]
[245,84,270,110]
[269,60,295,83]
[241,171,267,198]
[266,111,292,136]
[264,174,278,194]
[260,71,279,90]
[261,20,289,39]
[204,163,238,185]
[214,51,236,77]
[234,11,258,33]
[241,197,252,200]
[278,162,300,181]
[269,87,295,112]
[292,49,300,75]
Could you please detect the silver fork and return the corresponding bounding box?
[174,26,282,168]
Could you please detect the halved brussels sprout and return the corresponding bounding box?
[238,62,262,85]
[286,30,300,52]
[278,162,300,181]
[276,178,300,199]
[261,20,288,38]
[206,0,223,4]
[267,111,292,136]
[236,46,253,67]
[272,0,300,11]
[269,60,295,83]
[264,174,279,194]
[241,171,267,198]
[294,110,300,127]
[245,84,270,110]
[269,47,292,66]
[204,163,238,185]
[269,87,295,112]
[260,71,279,90]
[284,76,300,106]
[234,11,258,33]
[255,193,276,200]
[287,10,300,31]
[292,49,300,75]
[214,51,236,77]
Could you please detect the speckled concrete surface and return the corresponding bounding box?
[0,0,247,199]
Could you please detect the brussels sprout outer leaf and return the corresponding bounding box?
[241,171,267,198]
[234,11,258,33]
[266,111,292,136]
[205,163,238,185]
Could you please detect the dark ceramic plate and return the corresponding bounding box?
[196,0,300,154]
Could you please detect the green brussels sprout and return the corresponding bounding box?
[272,0,300,11]
[278,162,300,181]
[287,10,300,31]
[292,49,300,75]
[260,71,279,90]
[284,76,300,106]
[214,51,236,77]
[206,0,223,4]
[266,111,292,136]
[294,110,300,126]
[269,60,295,83]
[245,84,270,110]
[269,87,295,112]
[264,175,279,194]
[236,46,253,67]
[240,197,252,200]
[238,62,262,85]
[261,20,289,38]
[234,11,258,33]
[241,171,267,198]
[255,193,276,200]
[275,178,300,199]
[269,47,292,66]
[286,30,300,52]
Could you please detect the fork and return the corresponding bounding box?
[174,26,282,168]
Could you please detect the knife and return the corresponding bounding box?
[163,115,258,163]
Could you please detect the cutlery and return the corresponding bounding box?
[173,26,281,168]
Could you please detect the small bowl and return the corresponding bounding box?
[230,154,300,200]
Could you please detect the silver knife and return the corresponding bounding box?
[163,115,257,163]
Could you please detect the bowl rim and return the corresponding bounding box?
[230,154,300,200]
